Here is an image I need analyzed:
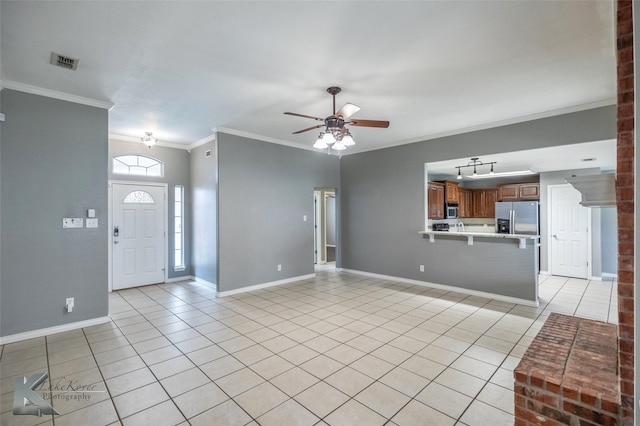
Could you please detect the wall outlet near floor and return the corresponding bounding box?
[419,265,425,272]
[277,264,282,272]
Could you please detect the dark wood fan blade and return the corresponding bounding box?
[349,119,390,128]
[292,124,324,134]
[284,112,325,122]
[336,103,360,119]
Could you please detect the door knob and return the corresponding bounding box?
[552,234,558,239]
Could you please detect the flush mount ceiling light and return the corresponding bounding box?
[455,157,496,180]
[285,87,390,153]
[141,132,157,148]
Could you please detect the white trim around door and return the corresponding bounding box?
[108,180,169,292]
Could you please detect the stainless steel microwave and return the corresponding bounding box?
[445,204,458,219]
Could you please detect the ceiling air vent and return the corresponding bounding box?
[205,150,212,158]
[50,52,79,71]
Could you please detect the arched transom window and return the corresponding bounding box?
[123,190,155,204]
[113,154,164,177]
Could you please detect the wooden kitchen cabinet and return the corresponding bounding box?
[472,188,498,218]
[428,182,445,219]
[498,184,519,201]
[519,183,540,200]
[439,181,459,204]
[498,183,540,201]
[485,189,497,217]
[458,188,473,218]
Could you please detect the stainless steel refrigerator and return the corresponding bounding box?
[495,201,539,235]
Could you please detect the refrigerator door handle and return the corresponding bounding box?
[510,209,515,234]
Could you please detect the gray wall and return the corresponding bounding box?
[1,90,108,337]
[109,139,191,278]
[217,133,340,292]
[326,195,336,246]
[190,141,217,284]
[600,206,617,276]
[340,106,616,284]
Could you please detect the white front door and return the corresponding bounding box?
[550,184,589,278]
[112,184,166,290]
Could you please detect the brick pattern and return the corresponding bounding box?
[514,313,619,425]
[616,1,635,423]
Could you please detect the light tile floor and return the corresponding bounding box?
[0,271,617,426]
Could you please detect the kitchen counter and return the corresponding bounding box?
[419,230,539,248]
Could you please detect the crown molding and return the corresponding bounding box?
[188,132,217,152]
[108,133,191,151]
[343,97,617,155]
[214,127,315,152]
[1,80,114,110]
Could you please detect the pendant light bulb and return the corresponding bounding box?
[342,132,355,146]
[321,131,336,145]
[313,133,328,149]
[332,141,347,151]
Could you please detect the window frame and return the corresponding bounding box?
[113,154,164,177]
[174,185,185,271]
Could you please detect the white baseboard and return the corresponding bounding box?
[194,276,216,289]
[341,269,539,307]
[0,316,111,345]
[602,272,618,280]
[539,270,551,276]
[217,274,315,297]
[166,275,195,283]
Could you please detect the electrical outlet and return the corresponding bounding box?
[420,265,425,272]
[277,264,282,272]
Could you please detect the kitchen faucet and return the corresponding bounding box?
[457,222,465,232]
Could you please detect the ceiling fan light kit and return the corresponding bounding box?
[285,86,390,153]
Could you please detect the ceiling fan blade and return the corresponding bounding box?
[336,103,361,119]
[292,124,324,134]
[284,112,325,122]
[349,119,390,128]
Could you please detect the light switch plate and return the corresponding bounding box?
[62,218,84,228]
[87,209,96,218]
[86,218,98,228]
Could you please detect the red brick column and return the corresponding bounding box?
[616,0,634,423]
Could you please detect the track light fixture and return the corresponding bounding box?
[455,157,497,180]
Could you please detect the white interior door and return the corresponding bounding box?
[112,184,166,290]
[550,184,589,278]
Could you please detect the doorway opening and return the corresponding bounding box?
[314,189,336,268]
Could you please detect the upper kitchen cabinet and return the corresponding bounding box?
[472,188,498,218]
[458,188,473,218]
[438,181,459,204]
[498,183,540,201]
[428,182,445,219]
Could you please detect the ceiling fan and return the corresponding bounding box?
[284,86,390,151]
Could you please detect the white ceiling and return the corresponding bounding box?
[1,1,616,154]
